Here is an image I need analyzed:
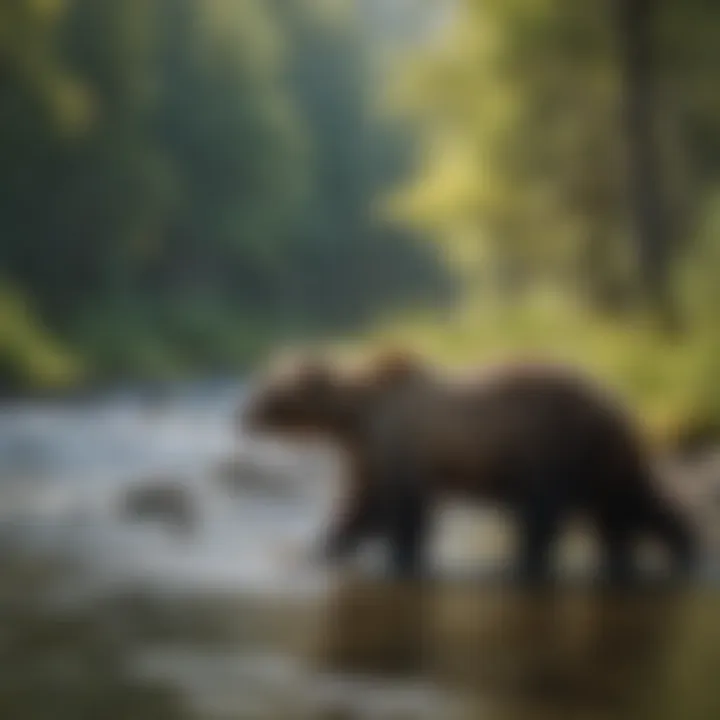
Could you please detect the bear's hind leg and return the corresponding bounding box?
[515,490,565,587]
[386,482,430,579]
[633,489,697,581]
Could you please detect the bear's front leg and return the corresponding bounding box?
[315,452,381,564]
[380,456,431,580]
[318,486,379,563]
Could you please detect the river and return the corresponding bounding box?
[0,383,718,719]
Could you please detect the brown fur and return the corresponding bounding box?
[242,351,697,584]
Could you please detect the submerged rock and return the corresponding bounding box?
[119,477,196,535]
[211,453,305,502]
[657,449,720,557]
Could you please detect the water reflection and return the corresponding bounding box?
[317,577,431,678]
[2,544,720,720]
[315,576,720,720]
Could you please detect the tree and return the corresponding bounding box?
[0,0,452,387]
[388,0,720,323]
[612,0,678,331]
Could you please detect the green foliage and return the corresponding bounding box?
[388,0,624,299]
[388,0,720,314]
[0,0,451,389]
[4,0,720,445]
[0,282,81,391]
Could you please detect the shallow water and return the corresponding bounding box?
[1,384,719,719]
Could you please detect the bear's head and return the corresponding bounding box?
[241,356,355,439]
[241,348,430,442]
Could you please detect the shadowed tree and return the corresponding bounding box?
[612,0,679,332]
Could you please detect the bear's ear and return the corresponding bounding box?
[266,348,329,385]
[368,348,424,387]
[295,355,335,394]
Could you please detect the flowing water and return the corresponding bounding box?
[0,383,719,719]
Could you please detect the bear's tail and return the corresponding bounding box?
[633,484,698,577]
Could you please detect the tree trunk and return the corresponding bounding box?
[612,0,680,333]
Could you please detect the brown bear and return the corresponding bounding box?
[241,351,697,585]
